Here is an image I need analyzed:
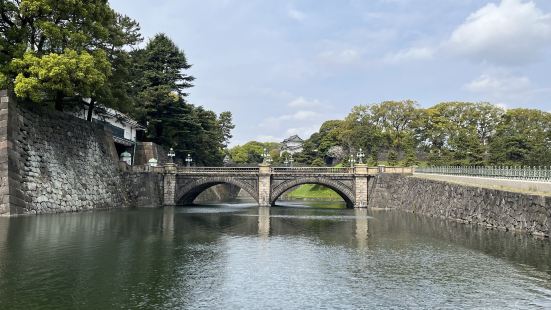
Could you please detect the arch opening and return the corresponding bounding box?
[175,178,258,206]
[271,178,355,208]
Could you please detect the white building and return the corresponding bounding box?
[74,103,145,164]
[280,135,304,155]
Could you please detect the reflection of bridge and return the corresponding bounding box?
[153,165,413,208]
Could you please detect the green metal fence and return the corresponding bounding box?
[415,166,551,182]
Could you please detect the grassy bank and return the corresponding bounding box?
[286,184,342,200]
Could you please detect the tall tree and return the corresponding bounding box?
[87,14,142,120]
[0,0,141,111]
[132,34,233,165]
[11,49,111,110]
[132,33,194,142]
[218,111,235,148]
[490,109,551,166]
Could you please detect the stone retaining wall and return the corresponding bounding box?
[133,142,168,166]
[0,91,127,215]
[122,172,163,208]
[368,174,551,237]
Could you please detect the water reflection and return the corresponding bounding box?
[355,208,369,250]
[258,206,270,238]
[162,206,174,240]
[0,205,549,309]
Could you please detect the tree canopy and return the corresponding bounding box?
[0,0,141,110]
[233,101,550,167]
[1,1,234,166]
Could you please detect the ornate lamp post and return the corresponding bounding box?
[185,153,193,167]
[348,154,356,167]
[261,148,272,164]
[284,155,289,167]
[289,153,294,167]
[223,154,231,167]
[356,148,365,164]
[167,148,176,164]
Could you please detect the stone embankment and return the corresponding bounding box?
[368,174,551,237]
[122,172,163,208]
[1,91,126,215]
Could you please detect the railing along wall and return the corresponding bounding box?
[176,167,260,174]
[126,165,165,173]
[272,167,354,174]
[126,164,414,175]
[415,166,551,182]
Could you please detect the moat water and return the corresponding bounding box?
[0,200,550,309]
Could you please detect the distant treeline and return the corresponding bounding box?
[231,101,551,167]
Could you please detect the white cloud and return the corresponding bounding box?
[257,95,337,141]
[383,47,434,64]
[287,97,323,109]
[279,110,320,121]
[285,125,320,138]
[462,72,551,105]
[465,73,532,94]
[255,135,283,142]
[260,110,320,129]
[293,110,319,120]
[288,8,306,21]
[446,0,551,65]
[318,49,362,65]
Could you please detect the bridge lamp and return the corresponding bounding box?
[356,148,365,164]
[167,148,176,163]
[261,148,272,164]
[284,156,289,167]
[348,155,356,167]
[185,154,193,167]
[289,154,294,167]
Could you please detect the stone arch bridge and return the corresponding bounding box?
[158,165,413,208]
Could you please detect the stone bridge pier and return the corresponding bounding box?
[158,164,413,208]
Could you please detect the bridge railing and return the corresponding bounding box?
[125,165,165,173]
[415,166,551,182]
[272,167,354,174]
[176,167,260,174]
[126,164,414,175]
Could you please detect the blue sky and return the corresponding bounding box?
[110,0,551,146]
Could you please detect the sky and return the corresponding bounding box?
[110,0,551,146]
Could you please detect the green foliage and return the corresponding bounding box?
[1,0,142,111]
[290,100,546,168]
[417,102,504,165]
[1,0,118,59]
[286,184,342,200]
[402,134,417,167]
[293,139,318,165]
[1,2,234,166]
[127,34,232,165]
[0,72,6,89]
[368,149,379,166]
[218,111,235,148]
[311,158,325,167]
[229,141,280,164]
[489,109,551,166]
[12,49,110,103]
[387,151,398,166]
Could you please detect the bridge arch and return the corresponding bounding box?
[175,177,259,205]
[270,177,355,208]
